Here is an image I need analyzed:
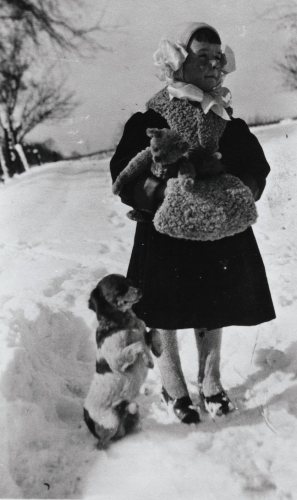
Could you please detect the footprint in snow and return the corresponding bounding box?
[266,349,289,369]
[98,243,110,254]
[109,211,126,228]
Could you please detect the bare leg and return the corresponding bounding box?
[194,328,234,417]
[194,328,223,397]
[157,329,200,424]
[157,329,188,399]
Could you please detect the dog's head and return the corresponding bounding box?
[88,274,142,320]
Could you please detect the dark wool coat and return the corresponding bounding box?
[110,106,276,330]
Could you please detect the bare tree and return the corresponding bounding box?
[0,0,111,55]
[262,1,297,90]
[0,27,31,176]
[15,70,78,143]
[0,0,115,177]
[0,35,78,175]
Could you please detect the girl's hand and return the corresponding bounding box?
[239,173,260,201]
[134,175,167,213]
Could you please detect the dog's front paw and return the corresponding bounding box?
[148,328,163,357]
[142,351,154,369]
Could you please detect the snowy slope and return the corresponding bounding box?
[0,120,297,499]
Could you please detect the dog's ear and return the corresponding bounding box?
[89,284,127,326]
[88,290,97,312]
[89,286,115,320]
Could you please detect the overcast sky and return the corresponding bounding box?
[29,0,297,156]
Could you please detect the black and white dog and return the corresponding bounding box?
[84,274,162,449]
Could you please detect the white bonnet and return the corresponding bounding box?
[153,22,236,83]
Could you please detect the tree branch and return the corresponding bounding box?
[16,72,79,141]
[0,0,117,56]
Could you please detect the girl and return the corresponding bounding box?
[110,22,276,424]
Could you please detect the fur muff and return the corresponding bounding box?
[84,274,162,449]
[112,127,195,196]
[154,174,258,241]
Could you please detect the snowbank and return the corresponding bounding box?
[0,121,297,499]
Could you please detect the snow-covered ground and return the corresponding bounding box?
[0,120,297,499]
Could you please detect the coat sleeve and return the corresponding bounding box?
[110,110,168,211]
[220,118,271,201]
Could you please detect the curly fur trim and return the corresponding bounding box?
[153,175,258,241]
[146,87,229,152]
[112,147,152,195]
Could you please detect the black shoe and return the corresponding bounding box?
[161,387,200,424]
[199,387,235,418]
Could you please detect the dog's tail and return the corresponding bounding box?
[89,286,118,319]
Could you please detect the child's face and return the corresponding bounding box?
[183,40,223,92]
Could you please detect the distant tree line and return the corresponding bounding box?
[0,0,112,178]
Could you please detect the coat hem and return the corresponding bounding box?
[142,315,276,331]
